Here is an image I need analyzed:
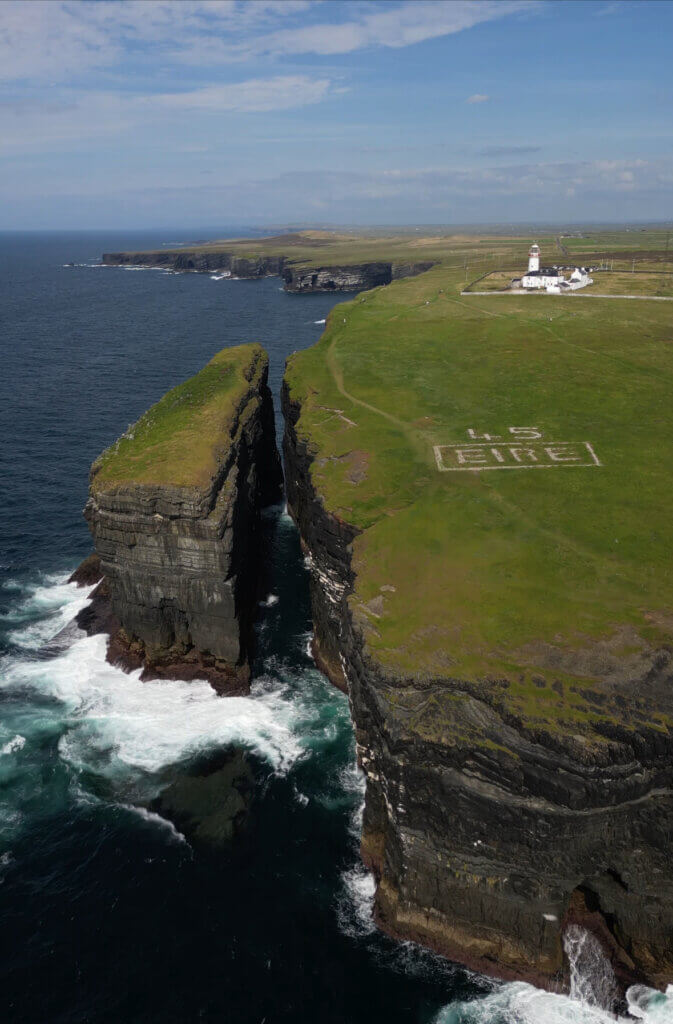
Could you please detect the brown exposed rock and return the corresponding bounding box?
[68,553,103,587]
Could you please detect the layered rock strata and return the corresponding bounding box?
[282,383,673,998]
[102,249,434,292]
[102,250,285,278]
[85,344,282,693]
[282,261,434,292]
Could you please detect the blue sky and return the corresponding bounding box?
[1,0,672,228]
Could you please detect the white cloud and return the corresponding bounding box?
[0,0,537,81]
[238,1,533,59]
[4,154,671,227]
[6,156,669,205]
[0,75,335,153]
[467,94,490,104]
[147,76,332,113]
[0,1,118,82]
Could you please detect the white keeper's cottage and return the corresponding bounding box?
[520,243,592,293]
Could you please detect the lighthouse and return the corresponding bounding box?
[528,243,540,273]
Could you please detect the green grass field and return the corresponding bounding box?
[285,253,673,741]
[466,268,673,297]
[585,271,673,296]
[92,343,265,491]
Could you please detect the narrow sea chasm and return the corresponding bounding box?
[1,231,672,1024]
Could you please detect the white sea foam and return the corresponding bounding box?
[435,981,673,1024]
[119,265,166,272]
[27,634,303,774]
[0,570,354,846]
[564,924,619,1010]
[336,863,376,937]
[259,593,279,608]
[300,631,314,659]
[1,735,26,756]
[627,985,673,1022]
[292,783,309,807]
[314,319,326,325]
[2,574,94,650]
[340,762,366,839]
[0,578,315,786]
[435,982,608,1024]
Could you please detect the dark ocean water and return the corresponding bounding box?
[0,232,486,1024]
[0,233,655,1024]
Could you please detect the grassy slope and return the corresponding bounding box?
[285,257,673,738]
[92,343,263,491]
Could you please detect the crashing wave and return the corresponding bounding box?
[0,735,26,756]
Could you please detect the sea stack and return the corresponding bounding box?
[84,343,282,693]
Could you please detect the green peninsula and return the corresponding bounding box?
[285,260,673,708]
[282,228,673,990]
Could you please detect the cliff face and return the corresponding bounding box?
[85,345,282,693]
[102,251,285,277]
[102,250,435,292]
[282,262,435,292]
[282,382,673,997]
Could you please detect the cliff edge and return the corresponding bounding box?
[101,232,435,292]
[281,265,673,1000]
[84,343,282,693]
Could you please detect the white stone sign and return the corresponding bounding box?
[434,428,601,472]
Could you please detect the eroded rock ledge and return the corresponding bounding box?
[101,250,434,292]
[83,344,282,693]
[281,382,673,996]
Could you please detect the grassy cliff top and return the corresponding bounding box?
[92,343,266,491]
[112,228,533,275]
[114,227,673,275]
[285,243,673,743]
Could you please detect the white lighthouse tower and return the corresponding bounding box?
[528,242,540,273]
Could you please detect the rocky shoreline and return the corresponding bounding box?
[101,249,434,293]
[281,380,673,999]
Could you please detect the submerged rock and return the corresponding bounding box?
[83,343,282,693]
[152,749,254,846]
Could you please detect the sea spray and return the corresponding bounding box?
[0,735,26,756]
[1,574,95,650]
[337,864,376,937]
[434,940,673,1024]
[435,982,617,1024]
[564,924,620,1012]
[0,574,345,833]
[627,984,673,1022]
